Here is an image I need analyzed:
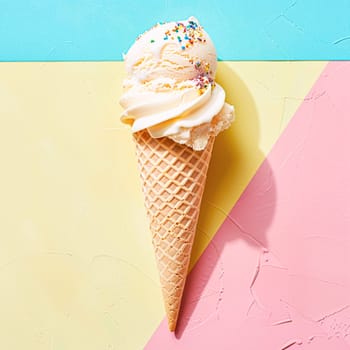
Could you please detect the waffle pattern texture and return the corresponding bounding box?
[133,130,214,331]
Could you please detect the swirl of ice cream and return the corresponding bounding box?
[119,17,234,150]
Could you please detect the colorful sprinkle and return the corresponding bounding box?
[150,39,155,43]
[193,73,214,95]
[161,19,206,51]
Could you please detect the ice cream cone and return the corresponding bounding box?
[133,129,214,331]
[120,17,234,331]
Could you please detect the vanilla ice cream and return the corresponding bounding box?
[120,17,234,150]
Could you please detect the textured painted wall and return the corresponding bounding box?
[1,0,350,61]
[146,61,350,350]
[1,1,350,349]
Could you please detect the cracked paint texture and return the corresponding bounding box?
[0,61,333,349]
[146,62,350,349]
[1,1,350,60]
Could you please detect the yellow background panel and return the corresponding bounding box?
[0,61,326,349]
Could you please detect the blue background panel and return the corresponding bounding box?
[1,0,350,61]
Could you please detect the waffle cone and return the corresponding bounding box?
[133,129,214,331]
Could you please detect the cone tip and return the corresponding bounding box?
[168,321,176,332]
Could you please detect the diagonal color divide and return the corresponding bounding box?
[193,62,326,266]
[146,62,350,349]
[0,61,325,349]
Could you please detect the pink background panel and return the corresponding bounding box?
[146,61,350,349]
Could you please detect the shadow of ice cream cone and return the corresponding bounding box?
[175,62,277,337]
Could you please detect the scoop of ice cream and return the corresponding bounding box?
[123,17,217,83]
[120,17,234,150]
